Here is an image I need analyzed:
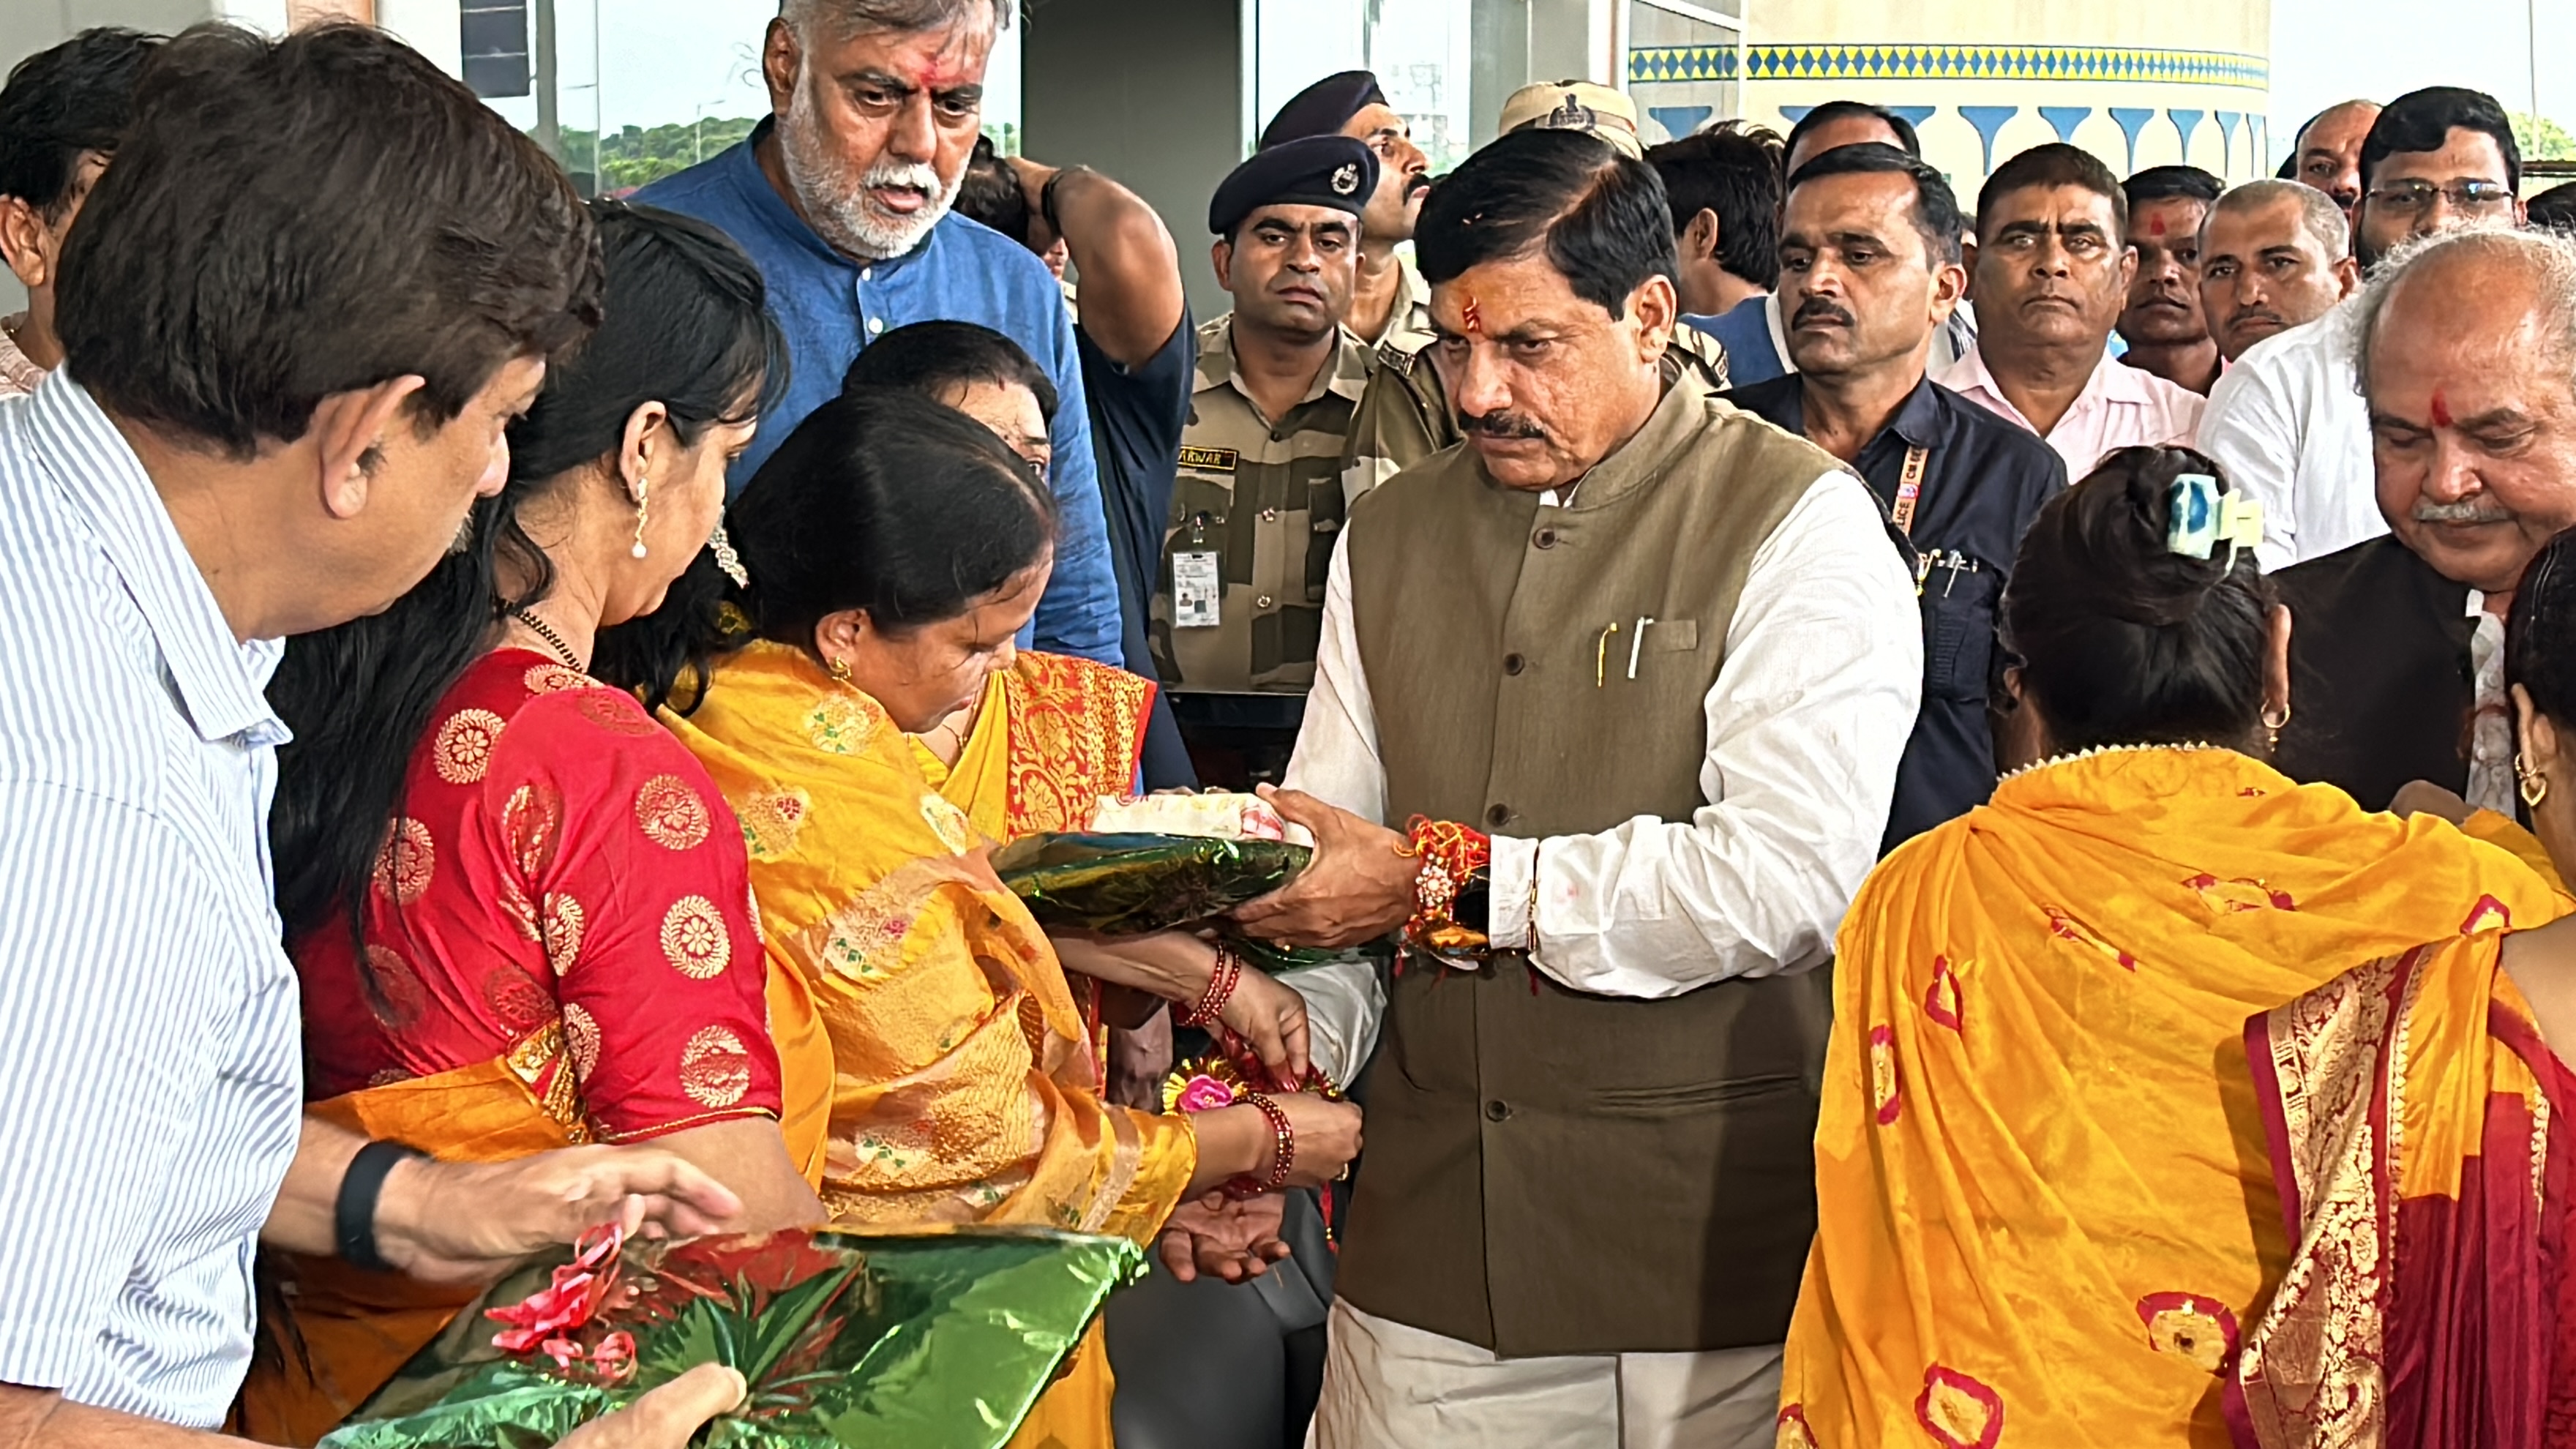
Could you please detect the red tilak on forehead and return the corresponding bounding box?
[1461,294,1483,335]
[2148,213,2167,236]
[2430,388,2454,427]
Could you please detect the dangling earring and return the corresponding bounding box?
[2518,750,2550,809]
[828,656,854,685]
[708,520,749,589]
[629,482,650,560]
[2261,703,2291,752]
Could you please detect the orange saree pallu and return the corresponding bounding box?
[2232,932,2576,1447]
[1778,748,2566,1449]
[233,1059,580,1448]
[236,992,834,1447]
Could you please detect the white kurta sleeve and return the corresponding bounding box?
[2197,351,2303,572]
[1489,470,1923,998]
[1281,531,1384,823]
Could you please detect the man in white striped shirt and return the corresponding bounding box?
[0,26,750,1449]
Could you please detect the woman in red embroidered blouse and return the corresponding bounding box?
[250,201,825,1441]
[269,199,824,1208]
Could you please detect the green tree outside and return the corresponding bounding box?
[2512,111,2576,162]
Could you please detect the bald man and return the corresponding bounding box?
[2197,179,2358,362]
[2290,100,2381,225]
[2273,229,2576,814]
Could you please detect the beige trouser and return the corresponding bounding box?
[1308,1300,1784,1449]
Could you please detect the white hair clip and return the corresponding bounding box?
[2166,473,2262,565]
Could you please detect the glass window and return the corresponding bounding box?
[1626,0,1740,146]
[367,0,1023,192]
[1255,0,1475,173]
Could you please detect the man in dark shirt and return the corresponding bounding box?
[1725,143,2067,849]
[2274,228,2576,815]
[952,138,1199,788]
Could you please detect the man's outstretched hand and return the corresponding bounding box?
[379,1145,745,1284]
[1231,786,1417,950]
[1158,1189,1294,1284]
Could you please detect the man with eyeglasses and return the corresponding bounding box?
[2197,86,2525,569]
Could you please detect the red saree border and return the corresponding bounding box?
[2227,946,2425,1448]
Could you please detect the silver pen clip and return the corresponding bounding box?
[1626,617,1655,680]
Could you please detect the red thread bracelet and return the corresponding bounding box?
[1224,1090,1295,1199]
[1178,940,1243,1030]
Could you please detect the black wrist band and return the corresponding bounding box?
[1453,867,1492,938]
[1040,165,1093,238]
[336,1139,427,1273]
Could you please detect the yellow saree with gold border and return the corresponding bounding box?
[913,651,1154,847]
[667,641,1197,1449]
[2232,814,2576,1448]
[1778,749,2566,1449]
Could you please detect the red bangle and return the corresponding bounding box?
[1177,940,1243,1030]
[1224,1090,1295,1199]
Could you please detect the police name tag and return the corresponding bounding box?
[1173,551,1221,628]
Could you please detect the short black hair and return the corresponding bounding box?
[953,133,1032,248]
[1977,142,2128,242]
[56,24,600,459]
[0,29,162,219]
[2360,86,2520,192]
[1416,127,1677,319]
[2528,181,2576,236]
[1646,125,1783,290]
[2122,164,2223,213]
[1785,141,1964,266]
[1784,100,1922,166]
[841,319,1060,422]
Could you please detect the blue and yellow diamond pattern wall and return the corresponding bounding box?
[1666,1,2273,193]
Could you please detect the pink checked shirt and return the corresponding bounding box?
[1936,342,2204,483]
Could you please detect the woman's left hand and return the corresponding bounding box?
[1157,1189,1292,1284]
[1216,963,1311,1086]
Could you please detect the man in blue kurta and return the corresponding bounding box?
[640,0,1123,665]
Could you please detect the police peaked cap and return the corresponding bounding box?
[1258,70,1388,149]
[1209,136,1380,236]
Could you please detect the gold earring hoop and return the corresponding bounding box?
[828,656,854,685]
[2261,703,2291,752]
[630,482,650,560]
[2518,750,2550,809]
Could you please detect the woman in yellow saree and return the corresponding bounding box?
[1776,449,2567,1448]
[634,391,1362,1449]
[2233,531,2576,1447]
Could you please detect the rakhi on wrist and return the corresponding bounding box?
[1161,1054,1339,1199]
[1396,815,1493,957]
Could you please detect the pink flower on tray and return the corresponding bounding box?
[2136,1292,2240,1374]
[1914,1364,2004,1449]
[487,1224,624,1353]
[1868,1025,1901,1126]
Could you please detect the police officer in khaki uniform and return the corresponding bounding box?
[1258,71,1435,356]
[1158,135,1419,783]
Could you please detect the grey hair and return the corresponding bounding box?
[2204,179,2349,263]
[778,0,1011,39]
[2353,226,2576,407]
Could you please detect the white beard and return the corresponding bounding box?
[778,83,965,261]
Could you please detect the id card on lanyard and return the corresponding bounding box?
[1890,443,1929,536]
[1173,512,1221,629]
